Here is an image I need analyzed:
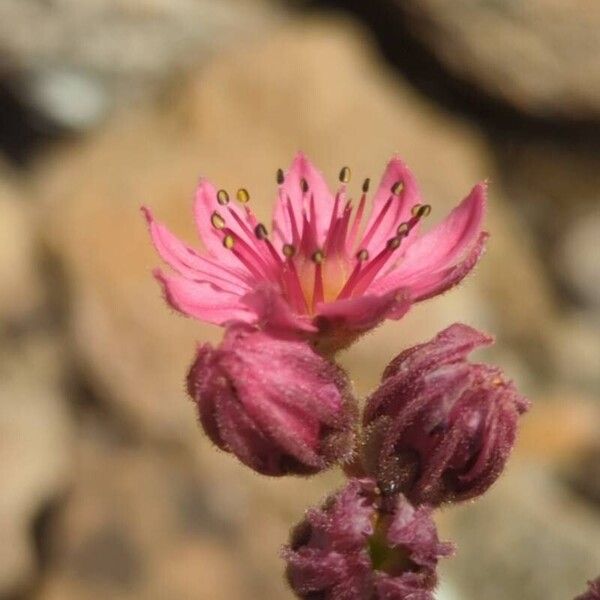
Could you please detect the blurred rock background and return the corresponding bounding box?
[0,1,598,599]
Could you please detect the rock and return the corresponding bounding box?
[550,311,600,395]
[396,0,600,121]
[0,334,72,596]
[493,138,600,263]
[0,165,44,324]
[444,464,600,600]
[557,208,600,309]
[37,16,557,441]
[0,0,276,131]
[37,420,339,600]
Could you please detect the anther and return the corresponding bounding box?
[211,211,226,230]
[216,189,230,205]
[276,168,285,185]
[397,222,410,236]
[300,178,309,193]
[417,203,432,218]
[356,249,369,262]
[254,223,268,240]
[282,243,296,258]
[411,203,431,218]
[223,234,235,249]
[391,181,404,195]
[339,166,351,183]
[387,236,402,250]
[362,178,371,193]
[236,188,250,204]
[311,249,325,264]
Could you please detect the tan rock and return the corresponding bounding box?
[398,0,600,120]
[0,166,44,323]
[36,424,334,600]
[0,335,72,596]
[443,464,600,600]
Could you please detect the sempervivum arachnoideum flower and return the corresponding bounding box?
[187,323,357,476]
[143,153,487,352]
[283,478,454,600]
[362,323,530,506]
[575,578,600,600]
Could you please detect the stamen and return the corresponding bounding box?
[211,211,226,230]
[223,234,235,249]
[324,191,343,252]
[348,192,367,250]
[286,196,301,245]
[252,223,283,266]
[411,203,432,218]
[331,200,353,254]
[397,222,410,236]
[283,243,296,258]
[356,249,369,261]
[387,236,402,250]
[362,178,371,193]
[281,257,308,314]
[254,223,268,240]
[222,229,273,279]
[342,235,405,297]
[312,261,324,311]
[391,181,404,195]
[339,166,351,183]
[336,260,364,299]
[217,190,230,205]
[236,188,250,204]
[300,178,309,193]
[311,249,325,264]
[276,168,285,185]
[359,195,394,249]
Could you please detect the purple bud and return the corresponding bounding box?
[283,478,454,599]
[575,578,600,600]
[187,324,356,476]
[362,323,530,506]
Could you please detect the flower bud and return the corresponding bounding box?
[187,324,356,476]
[362,323,530,506]
[283,478,453,599]
[575,578,600,600]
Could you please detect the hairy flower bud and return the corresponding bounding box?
[187,324,356,476]
[575,578,600,600]
[362,323,530,505]
[283,478,453,599]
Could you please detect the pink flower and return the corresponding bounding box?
[283,478,454,599]
[362,324,530,506]
[143,153,487,351]
[187,324,356,476]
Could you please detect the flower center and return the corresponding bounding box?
[209,167,431,315]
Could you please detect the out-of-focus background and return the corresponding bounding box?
[0,1,598,599]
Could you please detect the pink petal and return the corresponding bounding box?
[369,183,486,296]
[316,289,411,332]
[408,231,489,301]
[272,152,335,248]
[394,182,486,278]
[154,269,256,325]
[142,206,252,294]
[359,157,422,255]
[193,179,258,270]
[241,283,317,334]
